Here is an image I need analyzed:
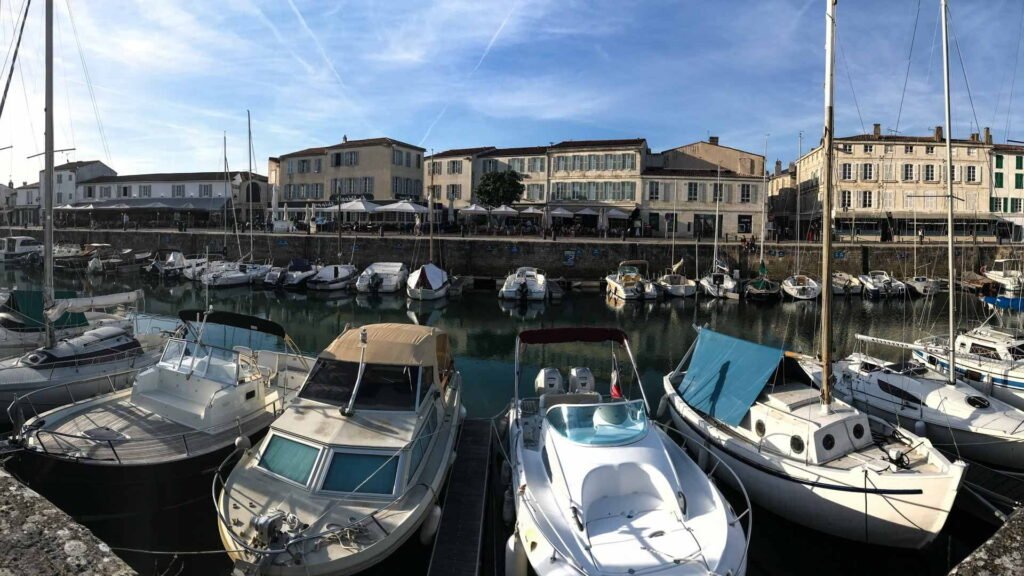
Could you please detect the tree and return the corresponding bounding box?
[474,170,524,207]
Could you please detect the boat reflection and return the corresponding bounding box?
[497,298,547,320]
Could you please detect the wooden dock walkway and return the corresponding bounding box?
[427,418,493,576]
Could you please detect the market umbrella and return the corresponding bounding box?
[337,198,380,213]
[520,207,544,215]
[575,207,598,216]
[460,204,490,215]
[606,208,630,219]
[491,205,519,215]
[376,200,429,213]
[550,207,574,218]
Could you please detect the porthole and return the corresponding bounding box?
[822,434,835,450]
[754,420,766,437]
[967,396,991,409]
[852,423,865,439]
[790,435,805,454]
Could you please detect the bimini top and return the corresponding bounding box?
[680,329,783,426]
[177,309,287,338]
[320,323,451,368]
[519,327,627,345]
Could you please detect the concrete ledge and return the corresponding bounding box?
[950,508,1024,575]
[0,467,136,575]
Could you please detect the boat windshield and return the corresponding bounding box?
[158,338,241,384]
[618,266,639,276]
[299,358,424,411]
[545,400,648,446]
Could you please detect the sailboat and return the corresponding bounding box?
[745,136,781,301]
[905,212,942,296]
[408,164,450,301]
[661,0,964,548]
[699,166,737,298]
[656,184,697,297]
[781,132,823,301]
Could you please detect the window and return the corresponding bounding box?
[85,186,94,198]
[509,158,525,173]
[687,182,699,202]
[528,157,545,172]
[446,184,462,200]
[331,152,341,167]
[712,183,723,202]
[904,145,914,154]
[997,155,1004,169]
[967,165,977,182]
[990,197,1001,212]
[56,174,63,183]
[647,181,660,201]
[198,184,212,197]
[287,159,295,174]
[416,154,421,169]
[405,151,411,167]
[447,160,463,175]
[172,184,185,198]
[924,164,935,182]
[950,165,956,181]
[862,190,872,208]
[841,143,852,153]
[259,434,319,485]
[482,159,498,174]
[526,183,544,201]
[139,185,151,198]
[863,144,873,153]
[840,190,851,208]
[967,147,975,156]
[738,214,752,233]
[740,183,752,203]
[393,149,404,165]
[56,192,62,204]
[877,380,921,406]
[100,186,112,198]
[862,163,874,180]
[321,451,399,495]
[902,163,914,181]
[1017,174,1023,190]
[1018,156,1023,170]
[969,343,1000,359]
[300,358,421,410]
[120,185,131,198]
[841,163,852,180]
[427,185,441,199]
[926,146,935,155]
[408,410,439,477]
[1013,198,1022,213]
[430,161,441,175]
[884,144,894,153]
[996,173,1005,188]
[313,158,322,173]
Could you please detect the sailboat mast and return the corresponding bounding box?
[796,132,803,272]
[760,135,768,265]
[820,0,837,409]
[713,164,721,267]
[247,110,253,260]
[671,178,677,267]
[223,132,228,249]
[428,149,434,263]
[43,0,54,348]
[941,0,956,385]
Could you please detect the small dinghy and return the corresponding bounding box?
[356,262,409,294]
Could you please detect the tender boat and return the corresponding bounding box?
[282,259,321,290]
[356,262,410,294]
[906,276,942,297]
[832,272,862,296]
[699,261,738,299]
[307,264,359,291]
[507,327,749,575]
[858,270,906,299]
[1,325,166,426]
[215,323,462,575]
[4,310,313,553]
[407,262,450,301]
[781,274,821,300]
[0,289,140,356]
[0,236,43,265]
[984,259,1024,294]
[662,328,964,549]
[606,260,658,300]
[656,271,697,297]
[498,267,548,301]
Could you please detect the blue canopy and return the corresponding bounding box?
[679,329,783,426]
[983,296,1024,311]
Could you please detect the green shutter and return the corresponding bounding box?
[996,173,1004,188]
[1018,156,1023,170]
[1005,198,1011,213]
[997,155,1004,169]
[992,197,1000,212]
[1017,174,1023,189]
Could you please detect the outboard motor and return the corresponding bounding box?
[535,368,564,396]
[369,272,383,293]
[517,280,529,301]
[569,367,594,393]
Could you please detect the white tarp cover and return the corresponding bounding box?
[46,289,144,322]
[366,262,405,274]
[409,263,448,290]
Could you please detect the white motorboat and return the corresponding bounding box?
[407,262,449,301]
[984,259,1024,293]
[858,270,907,299]
[282,260,321,290]
[699,261,737,299]
[86,245,144,275]
[262,266,285,287]
[656,272,698,297]
[606,260,658,300]
[144,250,209,280]
[356,262,410,294]
[201,262,271,288]
[906,275,942,297]
[831,348,1024,469]
[781,274,821,300]
[912,326,1024,410]
[498,267,548,301]
[507,327,749,576]
[0,236,43,265]
[662,329,964,549]
[183,258,226,282]
[0,325,167,426]
[264,258,313,289]
[832,272,862,296]
[307,264,359,291]
[5,309,313,553]
[215,323,462,575]
[0,289,141,356]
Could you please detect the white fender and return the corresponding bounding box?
[419,504,442,545]
[459,405,467,423]
[914,419,927,438]
[504,534,528,576]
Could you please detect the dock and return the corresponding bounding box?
[427,418,493,576]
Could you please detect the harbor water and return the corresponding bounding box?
[1,265,1004,576]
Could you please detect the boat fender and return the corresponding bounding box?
[656,395,669,420]
[914,420,927,438]
[502,489,516,524]
[419,504,442,545]
[500,461,512,486]
[459,405,467,423]
[234,435,251,453]
[505,534,528,576]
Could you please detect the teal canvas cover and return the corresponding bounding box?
[8,290,88,329]
[679,329,782,426]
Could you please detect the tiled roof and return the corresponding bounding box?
[549,138,646,150]
[54,160,104,171]
[837,133,984,145]
[328,137,424,152]
[642,167,754,178]
[428,147,496,159]
[479,146,549,157]
[278,146,328,160]
[993,143,1024,152]
[80,171,267,184]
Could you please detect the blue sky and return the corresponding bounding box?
[0,0,1021,185]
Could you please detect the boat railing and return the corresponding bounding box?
[6,368,143,431]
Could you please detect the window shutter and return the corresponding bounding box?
[751,185,758,204]
[699,182,707,202]
[725,183,733,202]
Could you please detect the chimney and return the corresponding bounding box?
[934,126,943,141]
[970,132,979,143]
[984,127,992,145]
[775,159,782,176]
[873,123,881,137]
[709,136,719,146]
[342,134,348,143]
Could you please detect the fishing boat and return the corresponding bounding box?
[832,271,862,296]
[407,262,450,301]
[307,264,359,291]
[215,323,462,575]
[507,327,749,575]
[0,325,166,426]
[606,260,658,301]
[499,267,548,301]
[781,274,821,300]
[282,259,321,290]
[663,4,964,548]
[5,309,312,552]
[858,270,907,299]
[356,262,409,294]
[984,259,1024,293]
[0,236,43,265]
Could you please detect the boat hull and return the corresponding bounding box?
[408,284,449,301]
[656,281,697,298]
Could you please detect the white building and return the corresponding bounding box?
[13,182,39,226]
[43,160,116,206]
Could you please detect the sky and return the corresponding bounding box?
[0,0,1022,186]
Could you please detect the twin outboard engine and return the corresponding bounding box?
[535,368,564,396]
[568,367,594,393]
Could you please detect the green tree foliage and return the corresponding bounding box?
[475,170,524,207]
